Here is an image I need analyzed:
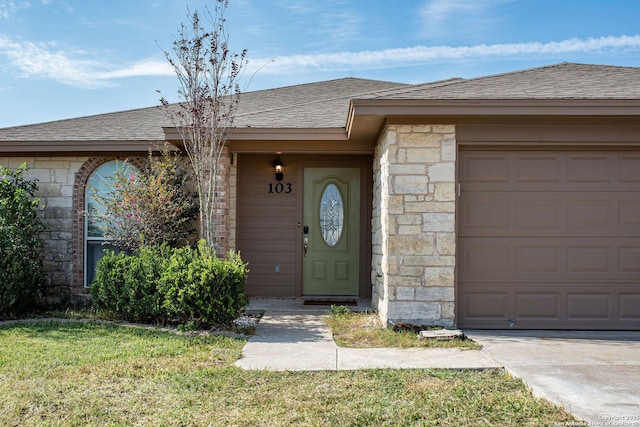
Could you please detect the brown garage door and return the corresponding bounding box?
[458,150,640,329]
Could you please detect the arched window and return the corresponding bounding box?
[84,160,137,286]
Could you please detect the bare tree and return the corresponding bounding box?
[160,0,246,251]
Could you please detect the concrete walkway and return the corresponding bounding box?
[466,330,640,425]
[235,299,498,371]
[237,300,640,425]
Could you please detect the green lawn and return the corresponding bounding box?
[326,308,482,349]
[0,320,576,426]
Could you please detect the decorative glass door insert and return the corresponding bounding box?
[319,183,344,247]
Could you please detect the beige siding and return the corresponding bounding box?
[236,153,372,298]
[237,154,298,297]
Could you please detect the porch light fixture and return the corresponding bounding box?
[274,157,284,181]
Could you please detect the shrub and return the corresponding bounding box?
[88,148,198,252]
[0,164,44,316]
[90,242,248,326]
[90,246,165,322]
[159,242,249,325]
[330,305,352,317]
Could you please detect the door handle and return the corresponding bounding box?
[303,237,309,257]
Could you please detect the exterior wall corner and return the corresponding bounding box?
[372,124,457,327]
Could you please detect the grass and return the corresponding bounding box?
[326,307,482,350]
[0,320,576,426]
[15,306,260,336]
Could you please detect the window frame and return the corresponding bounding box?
[82,159,139,288]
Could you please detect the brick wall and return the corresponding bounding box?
[228,152,238,252]
[212,147,231,255]
[372,125,457,327]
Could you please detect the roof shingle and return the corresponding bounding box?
[362,63,640,100]
[0,78,406,143]
[1,63,639,145]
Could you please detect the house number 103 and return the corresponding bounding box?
[268,183,292,194]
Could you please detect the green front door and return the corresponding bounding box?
[303,168,360,296]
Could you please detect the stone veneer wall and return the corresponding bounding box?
[371,124,456,327]
[2,152,232,303]
[1,156,88,303]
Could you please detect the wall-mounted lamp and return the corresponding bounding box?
[274,157,284,181]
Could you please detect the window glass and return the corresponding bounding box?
[85,161,136,286]
[319,183,344,247]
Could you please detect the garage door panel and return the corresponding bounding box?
[463,155,510,183]
[516,200,563,229]
[620,200,640,228]
[461,198,511,230]
[461,243,510,275]
[515,156,562,182]
[459,284,640,328]
[462,291,509,319]
[461,194,563,235]
[460,151,640,192]
[566,155,613,182]
[566,199,611,228]
[619,294,640,319]
[516,246,559,273]
[515,293,560,319]
[620,247,640,273]
[460,237,638,281]
[566,293,610,319]
[567,247,610,274]
[461,193,639,236]
[458,149,640,329]
[619,155,640,181]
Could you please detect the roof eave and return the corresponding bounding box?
[0,140,169,153]
[350,98,640,116]
[163,126,349,142]
[347,98,640,140]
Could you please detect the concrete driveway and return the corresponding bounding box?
[465,330,640,425]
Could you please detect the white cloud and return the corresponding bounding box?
[0,36,173,88]
[0,36,111,88]
[0,0,31,19]
[249,35,640,75]
[96,60,173,79]
[270,0,362,50]
[1,34,639,88]
[422,0,494,21]
[419,0,512,39]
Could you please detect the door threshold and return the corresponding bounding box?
[303,297,358,306]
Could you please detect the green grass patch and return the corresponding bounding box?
[0,320,575,426]
[326,307,482,349]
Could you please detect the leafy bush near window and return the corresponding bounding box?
[89,245,165,322]
[0,164,44,316]
[89,148,198,252]
[90,241,249,326]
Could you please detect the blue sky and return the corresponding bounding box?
[1,0,640,127]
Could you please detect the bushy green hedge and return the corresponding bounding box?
[89,246,165,322]
[90,241,248,326]
[0,164,44,317]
